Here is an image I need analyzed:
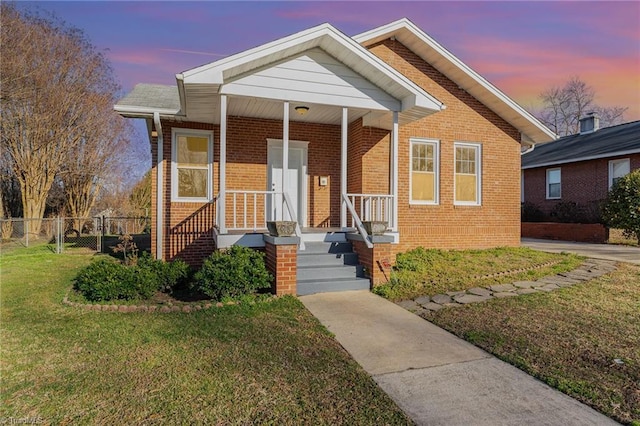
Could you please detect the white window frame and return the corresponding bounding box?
[546,167,561,200]
[454,142,482,206]
[409,138,440,205]
[608,158,630,189]
[171,128,214,202]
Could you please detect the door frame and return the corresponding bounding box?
[267,138,309,227]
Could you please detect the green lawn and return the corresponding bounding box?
[374,246,583,301]
[1,246,411,424]
[426,262,640,425]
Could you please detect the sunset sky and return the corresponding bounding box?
[20,1,640,128]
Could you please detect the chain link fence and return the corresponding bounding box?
[0,216,150,254]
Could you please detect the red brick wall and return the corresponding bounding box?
[150,117,342,264]
[367,39,522,254]
[265,241,298,295]
[351,240,394,286]
[522,222,609,243]
[523,154,640,215]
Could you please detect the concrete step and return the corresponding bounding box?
[297,264,364,280]
[300,241,354,254]
[297,277,371,296]
[297,252,359,267]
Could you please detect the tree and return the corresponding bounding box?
[0,4,129,235]
[601,169,640,244]
[536,76,627,137]
[129,170,152,217]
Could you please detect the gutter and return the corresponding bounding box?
[153,112,164,260]
[521,143,535,155]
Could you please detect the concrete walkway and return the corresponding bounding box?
[522,238,639,264]
[300,290,619,425]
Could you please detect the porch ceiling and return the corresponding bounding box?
[183,94,396,128]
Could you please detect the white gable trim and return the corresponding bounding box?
[355,18,556,143]
[179,23,444,115]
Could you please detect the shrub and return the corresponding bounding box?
[602,169,640,244]
[74,259,152,302]
[550,201,582,223]
[74,258,158,301]
[521,202,545,222]
[192,246,272,300]
[137,253,190,292]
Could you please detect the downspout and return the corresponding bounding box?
[153,112,164,260]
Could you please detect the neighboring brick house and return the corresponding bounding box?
[115,18,554,294]
[521,117,640,218]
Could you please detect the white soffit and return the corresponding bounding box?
[179,23,444,115]
[354,18,556,143]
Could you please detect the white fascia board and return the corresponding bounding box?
[355,18,555,143]
[113,104,181,118]
[522,148,640,170]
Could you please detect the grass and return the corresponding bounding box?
[425,263,640,425]
[1,246,411,424]
[374,246,583,301]
[609,228,639,246]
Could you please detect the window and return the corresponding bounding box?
[546,168,561,199]
[410,138,439,204]
[609,158,630,189]
[454,143,481,205]
[171,129,213,202]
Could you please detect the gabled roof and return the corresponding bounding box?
[180,22,444,116]
[522,120,640,169]
[354,18,556,144]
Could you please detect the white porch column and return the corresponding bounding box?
[340,107,348,229]
[390,111,399,232]
[218,95,227,234]
[282,101,289,221]
[153,112,163,260]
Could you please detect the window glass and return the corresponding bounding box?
[411,140,438,203]
[547,168,561,199]
[173,132,212,201]
[610,159,630,188]
[455,144,480,204]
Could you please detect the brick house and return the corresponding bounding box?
[521,117,640,219]
[115,18,554,295]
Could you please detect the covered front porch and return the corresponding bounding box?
[212,98,400,251]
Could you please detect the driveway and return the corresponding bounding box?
[522,238,639,264]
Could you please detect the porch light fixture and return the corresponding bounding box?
[294,106,309,116]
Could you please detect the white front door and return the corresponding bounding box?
[267,140,307,225]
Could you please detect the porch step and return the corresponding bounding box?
[296,241,370,296]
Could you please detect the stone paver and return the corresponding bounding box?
[489,284,517,292]
[415,295,431,306]
[398,300,420,311]
[453,294,491,304]
[513,280,537,288]
[468,287,492,297]
[395,259,617,313]
[432,294,452,304]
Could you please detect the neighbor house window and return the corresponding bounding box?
[171,129,213,202]
[410,138,439,204]
[608,158,630,189]
[546,168,561,199]
[454,143,481,205]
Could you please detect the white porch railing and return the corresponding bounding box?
[216,190,304,249]
[223,190,274,231]
[345,193,393,227]
[342,194,373,249]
